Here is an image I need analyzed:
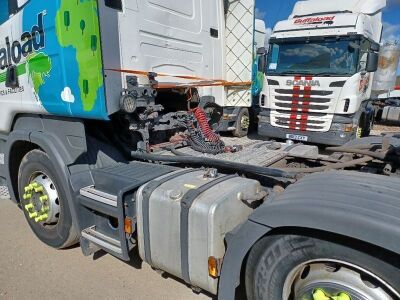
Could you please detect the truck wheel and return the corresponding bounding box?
[203,102,223,130]
[18,149,78,249]
[233,108,250,138]
[357,113,373,138]
[245,234,400,300]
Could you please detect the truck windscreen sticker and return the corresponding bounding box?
[294,16,335,26]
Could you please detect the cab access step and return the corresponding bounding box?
[76,162,177,261]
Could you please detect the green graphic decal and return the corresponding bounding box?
[0,71,6,84]
[27,52,52,93]
[55,0,103,111]
[0,52,51,91]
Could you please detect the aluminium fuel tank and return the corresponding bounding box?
[136,169,265,294]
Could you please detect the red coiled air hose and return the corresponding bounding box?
[192,107,221,142]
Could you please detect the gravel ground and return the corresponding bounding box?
[371,124,400,136]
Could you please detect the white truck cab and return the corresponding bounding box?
[258,0,384,145]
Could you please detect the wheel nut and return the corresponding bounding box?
[312,289,329,300]
[29,212,38,219]
[24,186,33,192]
[24,203,34,211]
[23,193,32,200]
[36,214,48,222]
[34,186,44,193]
[39,195,48,202]
[41,206,50,213]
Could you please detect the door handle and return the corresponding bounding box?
[6,65,19,89]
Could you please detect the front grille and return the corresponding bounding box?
[275,117,326,131]
[271,86,335,132]
[275,95,331,104]
[275,102,330,111]
[275,89,333,96]
[275,109,328,118]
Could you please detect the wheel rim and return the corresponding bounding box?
[356,127,363,138]
[282,259,399,300]
[22,172,60,226]
[240,115,250,130]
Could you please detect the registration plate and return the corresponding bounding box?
[286,134,308,142]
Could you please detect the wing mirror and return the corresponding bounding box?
[257,47,267,73]
[366,52,379,72]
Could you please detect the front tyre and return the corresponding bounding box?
[245,234,400,300]
[233,108,250,138]
[18,149,78,249]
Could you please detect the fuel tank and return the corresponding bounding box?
[136,169,265,294]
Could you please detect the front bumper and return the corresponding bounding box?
[258,111,357,146]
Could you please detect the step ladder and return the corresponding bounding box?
[79,186,126,259]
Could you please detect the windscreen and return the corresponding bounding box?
[267,38,359,76]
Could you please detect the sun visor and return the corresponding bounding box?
[290,0,386,17]
[274,14,358,33]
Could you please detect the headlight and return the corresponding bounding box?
[330,123,355,132]
[120,94,137,113]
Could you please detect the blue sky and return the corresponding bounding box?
[255,0,400,74]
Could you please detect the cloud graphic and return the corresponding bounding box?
[264,27,273,48]
[61,87,75,103]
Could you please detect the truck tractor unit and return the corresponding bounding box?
[375,88,400,124]
[373,42,400,125]
[0,0,400,299]
[258,0,385,146]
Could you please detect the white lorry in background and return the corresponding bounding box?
[258,0,384,145]
[373,42,400,124]
[376,87,400,124]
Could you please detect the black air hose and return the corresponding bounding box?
[130,151,295,179]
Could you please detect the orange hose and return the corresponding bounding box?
[105,68,251,89]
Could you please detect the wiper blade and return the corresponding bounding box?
[275,71,313,76]
[313,72,334,76]
[313,72,350,77]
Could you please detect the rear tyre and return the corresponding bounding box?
[245,234,400,300]
[357,112,373,138]
[18,149,78,249]
[233,108,250,138]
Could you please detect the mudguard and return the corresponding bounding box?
[4,115,89,232]
[218,170,400,299]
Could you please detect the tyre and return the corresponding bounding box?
[18,149,78,249]
[357,112,373,138]
[203,102,223,131]
[233,108,250,138]
[364,112,374,137]
[245,234,400,300]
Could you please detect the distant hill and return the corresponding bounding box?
[397,76,400,86]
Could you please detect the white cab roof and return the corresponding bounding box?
[290,0,386,18]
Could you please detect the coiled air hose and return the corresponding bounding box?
[182,108,227,155]
[192,107,221,143]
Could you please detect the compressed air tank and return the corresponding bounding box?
[372,42,400,91]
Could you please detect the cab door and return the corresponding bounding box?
[117,0,225,85]
[0,0,21,133]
